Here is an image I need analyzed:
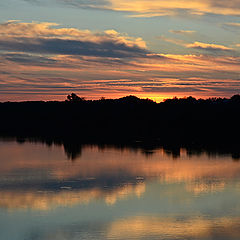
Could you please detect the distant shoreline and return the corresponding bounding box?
[1,94,240,148]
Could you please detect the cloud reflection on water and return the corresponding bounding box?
[0,183,145,210]
[0,141,240,210]
[108,216,240,240]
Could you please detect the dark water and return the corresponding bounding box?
[0,140,240,240]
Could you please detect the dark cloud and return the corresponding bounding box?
[23,0,109,8]
[59,0,109,8]
[0,38,149,58]
[0,53,57,65]
[209,0,240,9]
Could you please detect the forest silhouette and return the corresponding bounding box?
[1,94,240,151]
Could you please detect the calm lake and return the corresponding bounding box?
[0,139,240,240]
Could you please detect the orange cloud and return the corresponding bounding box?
[186,41,233,51]
[79,0,240,16]
[169,30,196,35]
[159,36,234,52]
[1,52,240,101]
[0,21,147,49]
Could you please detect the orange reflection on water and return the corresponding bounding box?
[50,148,240,184]
[1,142,240,210]
[108,216,240,240]
[1,143,239,181]
[185,181,226,195]
[0,183,145,210]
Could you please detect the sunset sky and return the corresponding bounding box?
[0,0,240,101]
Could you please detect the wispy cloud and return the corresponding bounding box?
[186,41,233,52]
[223,22,240,27]
[1,51,240,101]
[157,35,186,46]
[159,36,234,53]
[23,0,240,17]
[169,30,196,35]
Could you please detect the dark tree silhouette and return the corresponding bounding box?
[66,93,85,102]
[0,94,240,150]
[230,94,240,103]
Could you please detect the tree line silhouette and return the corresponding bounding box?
[0,94,240,148]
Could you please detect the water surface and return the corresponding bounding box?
[0,140,240,240]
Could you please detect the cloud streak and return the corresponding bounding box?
[169,30,196,35]
[186,41,233,52]
[159,36,235,53]
[24,0,240,17]
[224,22,240,27]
